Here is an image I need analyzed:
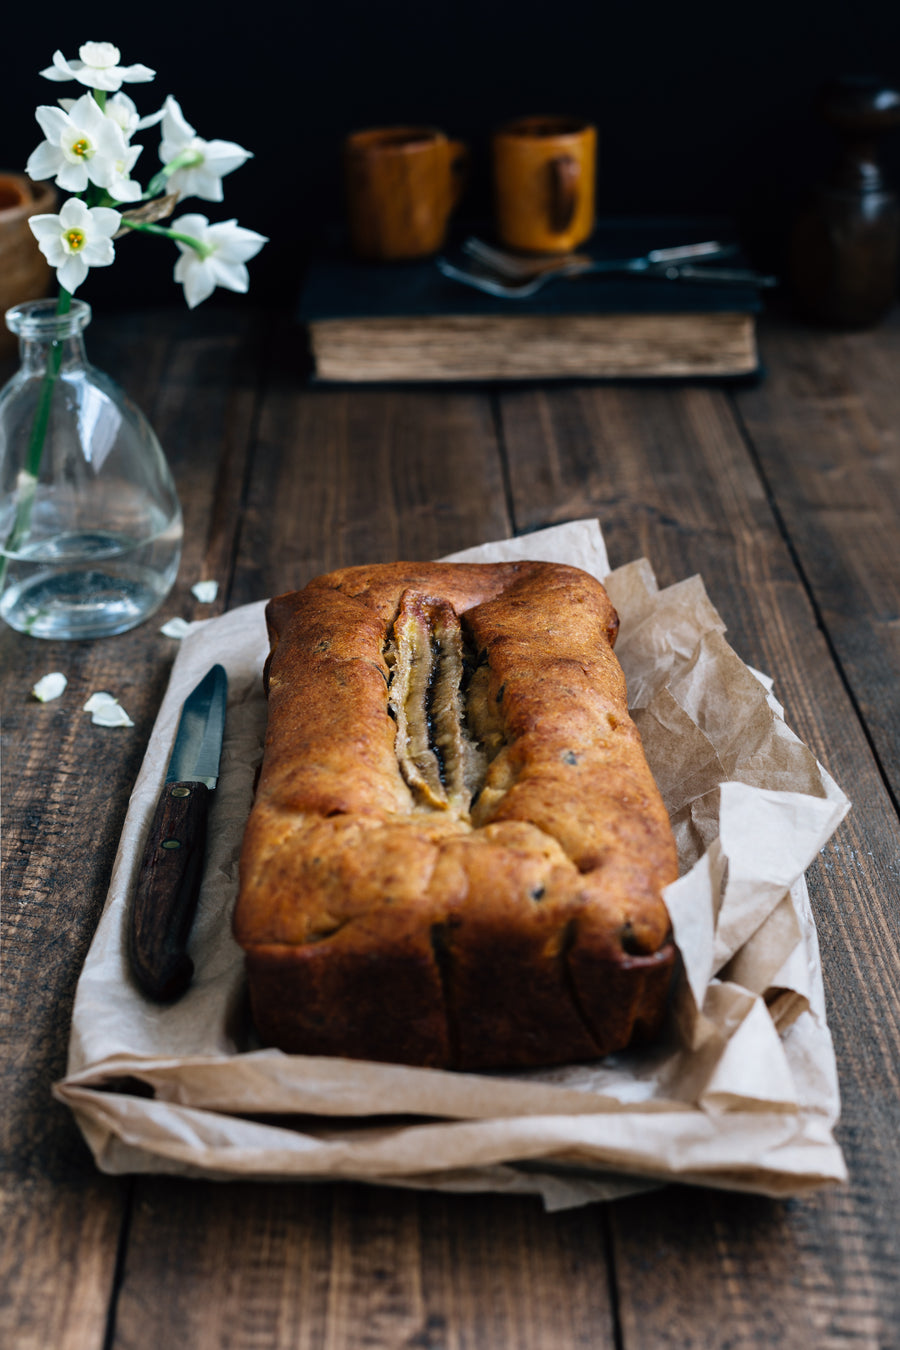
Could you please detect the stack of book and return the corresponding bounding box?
[298,219,765,384]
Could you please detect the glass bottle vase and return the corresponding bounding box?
[0,298,182,639]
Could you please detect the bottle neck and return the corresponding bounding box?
[5,298,91,376]
[18,330,88,375]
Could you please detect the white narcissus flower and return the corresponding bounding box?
[40,42,155,92]
[99,91,165,138]
[29,197,121,294]
[26,92,141,201]
[159,97,252,202]
[171,214,267,309]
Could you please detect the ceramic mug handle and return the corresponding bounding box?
[549,155,580,233]
[447,139,469,211]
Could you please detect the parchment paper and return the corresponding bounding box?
[55,519,850,1209]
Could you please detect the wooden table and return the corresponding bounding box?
[3,302,900,1349]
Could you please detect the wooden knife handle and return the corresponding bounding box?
[128,781,210,1002]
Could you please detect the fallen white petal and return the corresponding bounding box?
[191,580,218,603]
[83,691,133,727]
[90,702,134,728]
[32,672,67,702]
[160,617,192,638]
[83,691,117,712]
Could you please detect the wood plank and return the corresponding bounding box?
[0,1179,124,1350]
[233,373,510,607]
[411,1190,617,1350]
[498,378,900,1347]
[112,1181,617,1350]
[734,311,900,800]
[611,1184,891,1350]
[0,307,266,1350]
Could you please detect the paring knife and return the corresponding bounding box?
[128,663,228,1002]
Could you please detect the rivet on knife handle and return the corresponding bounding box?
[129,780,211,1001]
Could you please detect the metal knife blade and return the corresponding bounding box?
[128,663,228,1002]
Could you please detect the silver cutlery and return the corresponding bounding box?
[437,237,778,298]
[463,236,734,280]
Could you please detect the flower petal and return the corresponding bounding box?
[160,617,192,638]
[79,42,121,67]
[40,51,76,81]
[174,254,216,308]
[69,91,105,128]
[89,206,124,236]
[25,141,63,180]
[57,254,89,292]
[28,212,64,243]
[59,196,90,227]
[191,580,218,603]
[35,104,69,139]
[74,66,116,91]
[135,106,166,131]
[107,92,138,124]
[54,162,90,192]
[117,63,155,84]
[211,224,268,263]
[202,139,253,174]
[83,689,134,727]
[209,259,250,294]
[186,169,225,203]
[81,237,115,267]
[39,237,67,266]
[164,96,193,131]
[108,175,142,204]
[160,95,195,147]
[84,691,116,711]
[92,701,134,727]
[170,212,210,239]
[33,672,67,702]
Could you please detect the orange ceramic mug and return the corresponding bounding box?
[344,126,468,261]
[492,115,597,254]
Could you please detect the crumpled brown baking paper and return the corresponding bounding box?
[54,519,850,1210]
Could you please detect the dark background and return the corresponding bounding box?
[4,1,900,311]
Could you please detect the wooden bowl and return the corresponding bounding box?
[0,173,57,356]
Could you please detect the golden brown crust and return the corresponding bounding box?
[235,560,678,1069]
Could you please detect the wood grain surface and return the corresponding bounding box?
[3,306,900,1349]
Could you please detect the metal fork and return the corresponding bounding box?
[463,236,733,281]
[437,239,778,298]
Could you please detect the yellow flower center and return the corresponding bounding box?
[71,138,91,158]
[66,229,85,252]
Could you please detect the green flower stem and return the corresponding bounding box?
[121,219,211,257]
[25,289,73,477]
[0,288,73,591]
[143,149,204,201]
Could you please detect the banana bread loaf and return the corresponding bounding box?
[234,560,678,1069]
